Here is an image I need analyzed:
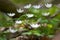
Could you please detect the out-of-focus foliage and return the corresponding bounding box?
[11,0,41,4]
[0,12,14,27]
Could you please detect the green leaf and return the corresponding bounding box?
[49,6,58,15]
[22,31,32,35]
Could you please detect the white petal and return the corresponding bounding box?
[15,20,22,24]
[7,13,15,17]
[26,14,34,18]
[24,4,31,9]
[45,3,52,8]
[17,9,24,13]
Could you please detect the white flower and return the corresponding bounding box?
[9,28,17,33]
[24,4,31,9]
[7,13,15,17]
[15,20,22,24]
[45,3,52,8]
[30,24,40,28]
[17,9,24,13]
[33,5,41,9]
[26,14,34,18]
[42,12,50,16]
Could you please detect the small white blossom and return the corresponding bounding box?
[7,13,15,17]
[24,4,31,9]
[26,14,34,18]
[17,9,24,13]
[42,12,50,16]
[15,20,22,24]
[45,3,52,8]
[33,5,41,9]
[9,28,17,33]
[30,24,40,28]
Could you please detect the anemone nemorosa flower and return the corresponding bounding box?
[26,14,34,18]
[45,3,52,8]
[42,12,50,16]
[30,23,40,28]
[24,4,31,9]
[33,5,41,9]
[15,20,22,24]
[9,27,17,33]
[7,13,15,17]
[17,9,24,13]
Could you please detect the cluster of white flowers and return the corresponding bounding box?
[26,14,34,18]
[23,3,52,9]
[17,8,24,13]
[16,3,52,14]
[15,20,23,24]
[42,12,50,16]
[7,13,15,17]
[30,23,41,28]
